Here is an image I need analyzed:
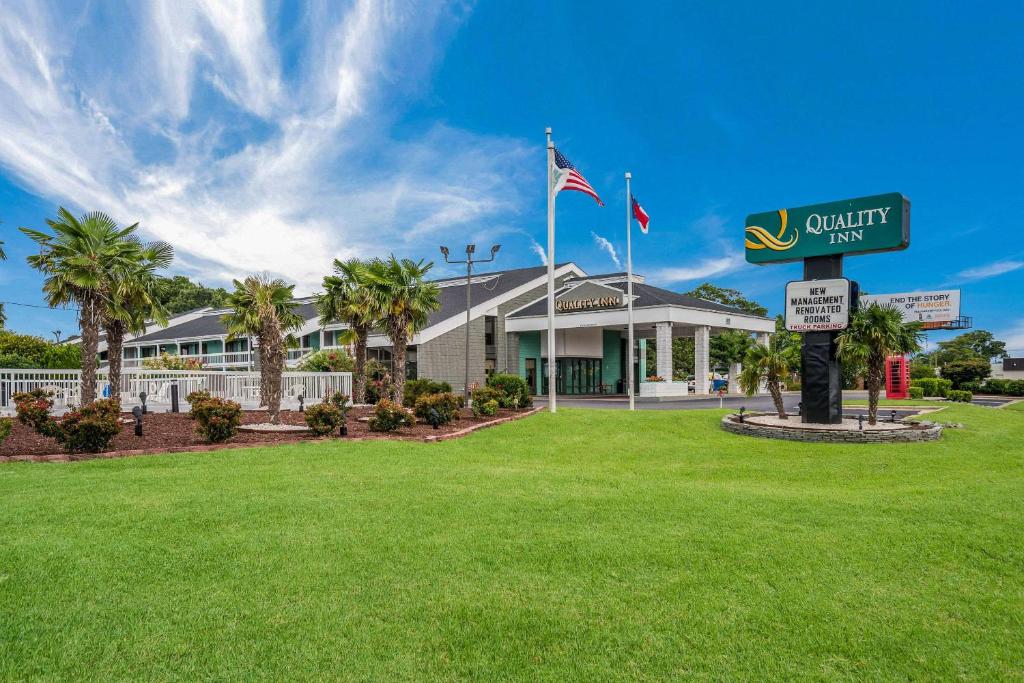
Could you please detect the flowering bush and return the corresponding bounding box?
[368,399,415,432]
[13,389,56,436]
[142,352,204,370]
[470,385,502,408]
[190,396,242,443]
[296,349,354,372]
[413,392,463,425]
[645,375,666,382]
[53,400,121,453]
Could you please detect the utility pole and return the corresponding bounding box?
[440,243,501,404]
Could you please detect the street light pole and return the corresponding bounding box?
[441,244,501,404]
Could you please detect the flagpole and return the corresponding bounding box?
[546,127,557,414]
[625,172,635,411]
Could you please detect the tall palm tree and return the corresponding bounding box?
[362,256,440,402]
[222,275,304,424]
[103,240,174,398]
[738,336,798,419]
[20,209,156,405]
[838,303,922,425]
[316,258,378,404]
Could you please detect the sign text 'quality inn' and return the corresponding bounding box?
[745,192,910,264]
[555,296,622,312]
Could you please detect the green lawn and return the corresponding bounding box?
[2,406,1023,681]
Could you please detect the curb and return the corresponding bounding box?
[422,407,543,442]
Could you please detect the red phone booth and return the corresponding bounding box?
[885,355,909,399]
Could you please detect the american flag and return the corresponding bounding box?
[552,147,604,206]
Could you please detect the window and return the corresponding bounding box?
[484,316,496,346]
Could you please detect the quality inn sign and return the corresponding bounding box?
[745,192,910,264]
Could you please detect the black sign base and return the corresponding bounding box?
[801,255,843,424]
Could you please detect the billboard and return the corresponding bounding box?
[859,290,961,324]
[785,278,851,332]
[746,192,910,264]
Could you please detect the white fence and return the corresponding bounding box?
[0,369,352,409]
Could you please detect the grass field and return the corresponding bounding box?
[2,405,1023,680]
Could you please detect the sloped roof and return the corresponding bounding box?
[130,301,319,343]
[508,280,769,319]
[425,263,572,327]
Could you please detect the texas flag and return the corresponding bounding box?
[631,196,650,234]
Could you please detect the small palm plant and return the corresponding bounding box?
[222,275,304,424]
[838,303,922,425]
[316,258,378,404]
[362,256,441,402]
[738,336,797,419]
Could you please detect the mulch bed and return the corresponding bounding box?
[0,406,537,462]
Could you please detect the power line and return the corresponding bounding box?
[0,301,80,311]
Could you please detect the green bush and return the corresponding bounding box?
[911,377,952,398]
[304,403,344,436]
[474,399,498,417]
[413,392,463,425]
[0,353,38,369]
[39,344,82,369]
[403,378,453,407]
[940,358,991,389]
[186,390,213,408]
[13,389,56,435]
[368,399,415,432]
[190,396,242,443]
[470,385,503,408]
[486,374,532,408]
[982,378,1009,394]
[909,361,936,380]
[1007,380,1024,397]
[53,400,121,453]
[296,349,354,373]
[909,386,924,399]
[947,390,972,403]
[0,331,80,369]
[0,417,11,445]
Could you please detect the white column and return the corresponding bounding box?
[729,362,744,394]
[694,326,710,394]
[756,332,771,394]
[655,322,673,380]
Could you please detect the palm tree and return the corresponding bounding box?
[222,275,304,424]
[103,240,174,398]
[20,209,156,405]
[738,336,798,419]
[316,258,377,404]
[362,256,441,402]
[838,303,922,425]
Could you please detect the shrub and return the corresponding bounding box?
[645,375,666,382]
[908,386,924,399]
[13,389,56,435]
[413,392,463,425]
[911,377,952,398]
[304,403,344,436]
[471,385,502,408]
[39,344,82,369]
[190,397,242,442]
[53,400,121,453]
[368,399,414,432]
[0,417,11,445]
[940,358,991,389]
[0,353,37,369]
[403,378,453,407]
[325,392,352,423]
[142,352,204,370]
[936,378,953,397]
[473,398,499,417]
[296,349,354,373]
[486,373,532,408]
[909,361,936,380]
[947,390,972,403]
[186,390,213,409]
[1007,380,1024,397]
[474,399,498,417]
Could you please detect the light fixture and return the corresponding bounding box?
[490,244,501,256]
[440,246,449,258]
[466,244,476,255]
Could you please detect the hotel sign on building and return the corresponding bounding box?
[554,281,624,312]
[746,192,910,264]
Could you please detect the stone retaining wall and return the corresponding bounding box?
[721,414,943,443]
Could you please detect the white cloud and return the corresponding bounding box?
[528,237,548,266]
[956,260,1024,281]
[0,0,529,292]
[649,251,745,283]
[1000,319,1024,356]
[590,231,621,270]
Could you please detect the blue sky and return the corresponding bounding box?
[1,1,1022,352]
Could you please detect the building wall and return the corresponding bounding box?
[417,277,571,393]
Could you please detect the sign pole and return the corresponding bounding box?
[625,172,635,411]
[546,127,557,413]
[800,255,844,424]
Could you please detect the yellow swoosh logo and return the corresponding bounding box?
[745,209,798,251]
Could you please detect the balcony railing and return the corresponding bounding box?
[123,351,254,368]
